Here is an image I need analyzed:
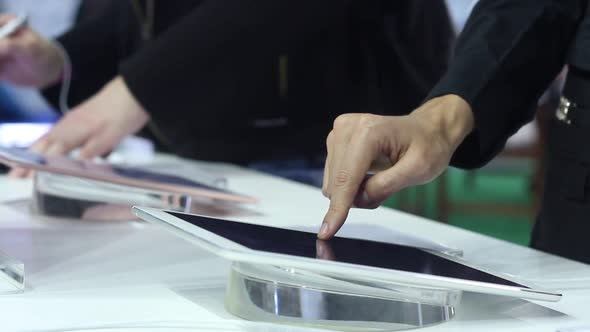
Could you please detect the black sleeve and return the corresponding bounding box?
[43,1,134,108]
[426,0,586,169]
[373,0,454,117]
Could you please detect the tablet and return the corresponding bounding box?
[133,207,562,302]
[0,147,257,204]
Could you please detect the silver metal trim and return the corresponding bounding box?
[556,96,575,125]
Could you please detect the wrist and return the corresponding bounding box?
[107,76,150,120]
[413,94,475,150]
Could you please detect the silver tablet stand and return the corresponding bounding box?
[225,262,460,331]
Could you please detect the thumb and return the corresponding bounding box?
[356,150,429,208]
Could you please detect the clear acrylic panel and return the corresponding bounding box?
[225,262,459,331]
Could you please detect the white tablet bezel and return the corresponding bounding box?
[133,207,562,302]
[0,148,257,204]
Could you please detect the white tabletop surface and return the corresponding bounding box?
[0,156,589,332]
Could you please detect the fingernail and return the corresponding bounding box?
[319,223,330,238]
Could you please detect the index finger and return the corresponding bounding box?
[319,132,377,239]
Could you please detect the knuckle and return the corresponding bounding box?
[326,131,334,148]
[322,179,329,195]
[356,113,378,129]
[372,177,395,197]
[328,204,347,216]
[333,169,352,188]
[374,176,391,192]
[355,114,381,142]
[333,114,355,129]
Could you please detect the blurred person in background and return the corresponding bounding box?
[3,0,453,186]
[0,0,113,123]
[0,0,79,123]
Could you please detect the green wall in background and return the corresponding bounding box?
[383,168,534,246]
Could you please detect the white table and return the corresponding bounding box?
[0,157,589,332]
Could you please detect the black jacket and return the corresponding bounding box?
[45,0,453,163]
[428,0,589,169]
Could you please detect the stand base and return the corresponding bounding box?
[225,263,458,331]
[33,172,230,221]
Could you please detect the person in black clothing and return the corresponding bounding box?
[321,0,590,264]
[2,0,453,178]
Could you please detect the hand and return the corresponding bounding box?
[9,76,150,177]
[319,95,475,239]
[0,15,64,88]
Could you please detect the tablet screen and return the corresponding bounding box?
[169,212,528,289]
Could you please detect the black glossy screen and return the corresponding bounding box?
[169,212,528,289]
